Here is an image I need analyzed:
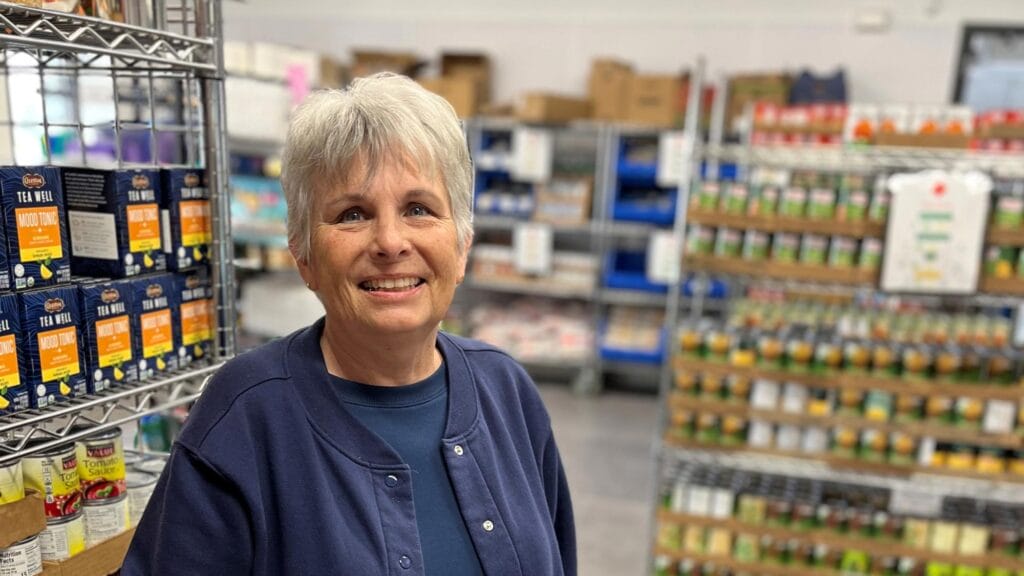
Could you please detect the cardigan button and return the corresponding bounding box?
[385,474,399,487]
[453,445,464,456]
[482,520,494,532]
[399,555,411,569]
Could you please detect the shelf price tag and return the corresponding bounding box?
[647,230,682,284]
[881,170,991,294]
[511,127,553,183]
[513,222,553,276]
[656,131,691,188]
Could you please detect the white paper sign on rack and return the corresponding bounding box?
[512,222,553,276]
[656,131,691,188]
[881,170,992,294]
[647,230,682,284]
[510,127,553,183]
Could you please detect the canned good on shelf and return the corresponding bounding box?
[39,512,86,561]
[0,534,43,576]
[0,457,24,505]
[22,442,83,520]
[83,493,129,547]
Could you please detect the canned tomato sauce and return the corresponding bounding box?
[22,443,81,519]
[0,534,42,576]
[126,470,158,528]
[0,457,24,505]
[75,427,126,501]
[39,512,85,561]
[83,493,129,547]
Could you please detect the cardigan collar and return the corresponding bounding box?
[286,318,479,467]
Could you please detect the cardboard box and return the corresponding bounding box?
[533,177,593,225]
[441,52,491,104]
[131,273,178,380]
[78,279,137,394]
[174,267,214,367]
[0,491,46,548]
[319,56,349,89]
[63,168,166,279]
[160,169,210,272]
[0,292,26,415]
[19,286,87,408]
[588,59,633,121]
[351,49,424,78]
[40,527,135,576]
[518,93,591,124]
[625,74,686,128]
[419,77,479,118]
[1,166,71,290]
[874,132,970,149]
[727,73,790,134]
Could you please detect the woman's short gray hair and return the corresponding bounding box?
[281,72,474,262]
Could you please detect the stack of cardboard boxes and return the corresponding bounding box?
[588,59,689,128]
[418,53,492,119]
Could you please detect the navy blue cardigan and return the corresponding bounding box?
[122,319,576,575]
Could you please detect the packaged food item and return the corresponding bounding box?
[1,166,72,290]
[713,227,742,258]
[863,390,894,422]
[976,448,1005,474]
[893,393,924,422]
[986,349,1016,384]
[675,371,698,395]
[888,432,916,465]
[831,426,858,457]
[19,286,87,408]
[838,175,870,222]
[994,193,1024,229]
[131,273,179,379]
[719,182,748,215]
[771,233,799,263]
[62,168,166,278]
[781,383,808,413]
[721,415,746,445]
[174,267,214,367]
[868,175,890,223]
[695,413,720,444]
[844,340,871,373]
[837,387,864,416]
[799,234,827,266]
[784,328,815,371]
[0,293,26,415]
[160,168,210,271]
[669,409,694,439]
[685,225,714,256]
[702,327,731,359]
[946,444,976,471]
[741,230,770,261]
[901,345,933,380]
[78,279,137,394]
[858,429,888,462]
[872,341,900,376]
[986,246,1017,278]
[692,181,720,211]
[812,337,842,373]
[827,237,856,268]
[778,187,807,218]
[754,185,780,217]
[955,396,984,429]
[678,323,703,357]
[858,238,883,271]
[801,427,828,453]
[806,388,834,417]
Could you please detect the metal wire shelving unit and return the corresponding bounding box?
[0,0,234,465]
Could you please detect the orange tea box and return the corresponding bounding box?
[174,266,213,367]
[160,169,210,271]
[79,279,137,394]
[19,286,86,408]
[131,273,178,380]
[1,166,72,290]
[0,293,25,414]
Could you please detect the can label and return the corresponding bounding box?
[83,496,129,547]
[0,460,24,505]
[127,475,158,528]
[0,535,42,576]
[22,449,82,518]
[76,436,126,501]
[39,515,85,561]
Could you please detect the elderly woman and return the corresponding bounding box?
[122,73,576,575]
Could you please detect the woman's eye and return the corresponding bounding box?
[407,204,430,217]
[338,209,364,223]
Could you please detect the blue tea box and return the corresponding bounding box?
[79,279,138,394]
[19,286,87,408]
[0,166,72,290]
[63,168,166,278]
[174,266,213,367]
[0,293,26,415]
[131,273,179,380]
[160,169,210,271]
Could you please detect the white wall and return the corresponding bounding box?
[223,0,1024,106]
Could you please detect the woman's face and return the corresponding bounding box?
[296,157,468,340]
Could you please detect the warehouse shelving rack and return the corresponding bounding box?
[648,92,1024,574]
[0,0,234,466]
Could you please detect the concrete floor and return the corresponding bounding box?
[538,383,661,576]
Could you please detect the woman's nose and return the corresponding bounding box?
[371,215,410,259]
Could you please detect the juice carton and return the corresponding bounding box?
[19,286,87,408]
[0,166,72,290]
[0,293,25,414]
[175,266,214,367]
[160,169,211,271]
[62,168,166,278]
[131,273,178,380]
[79,279,138,394]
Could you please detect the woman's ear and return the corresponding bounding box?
[290,241,316,291]
[456,232,473,284]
